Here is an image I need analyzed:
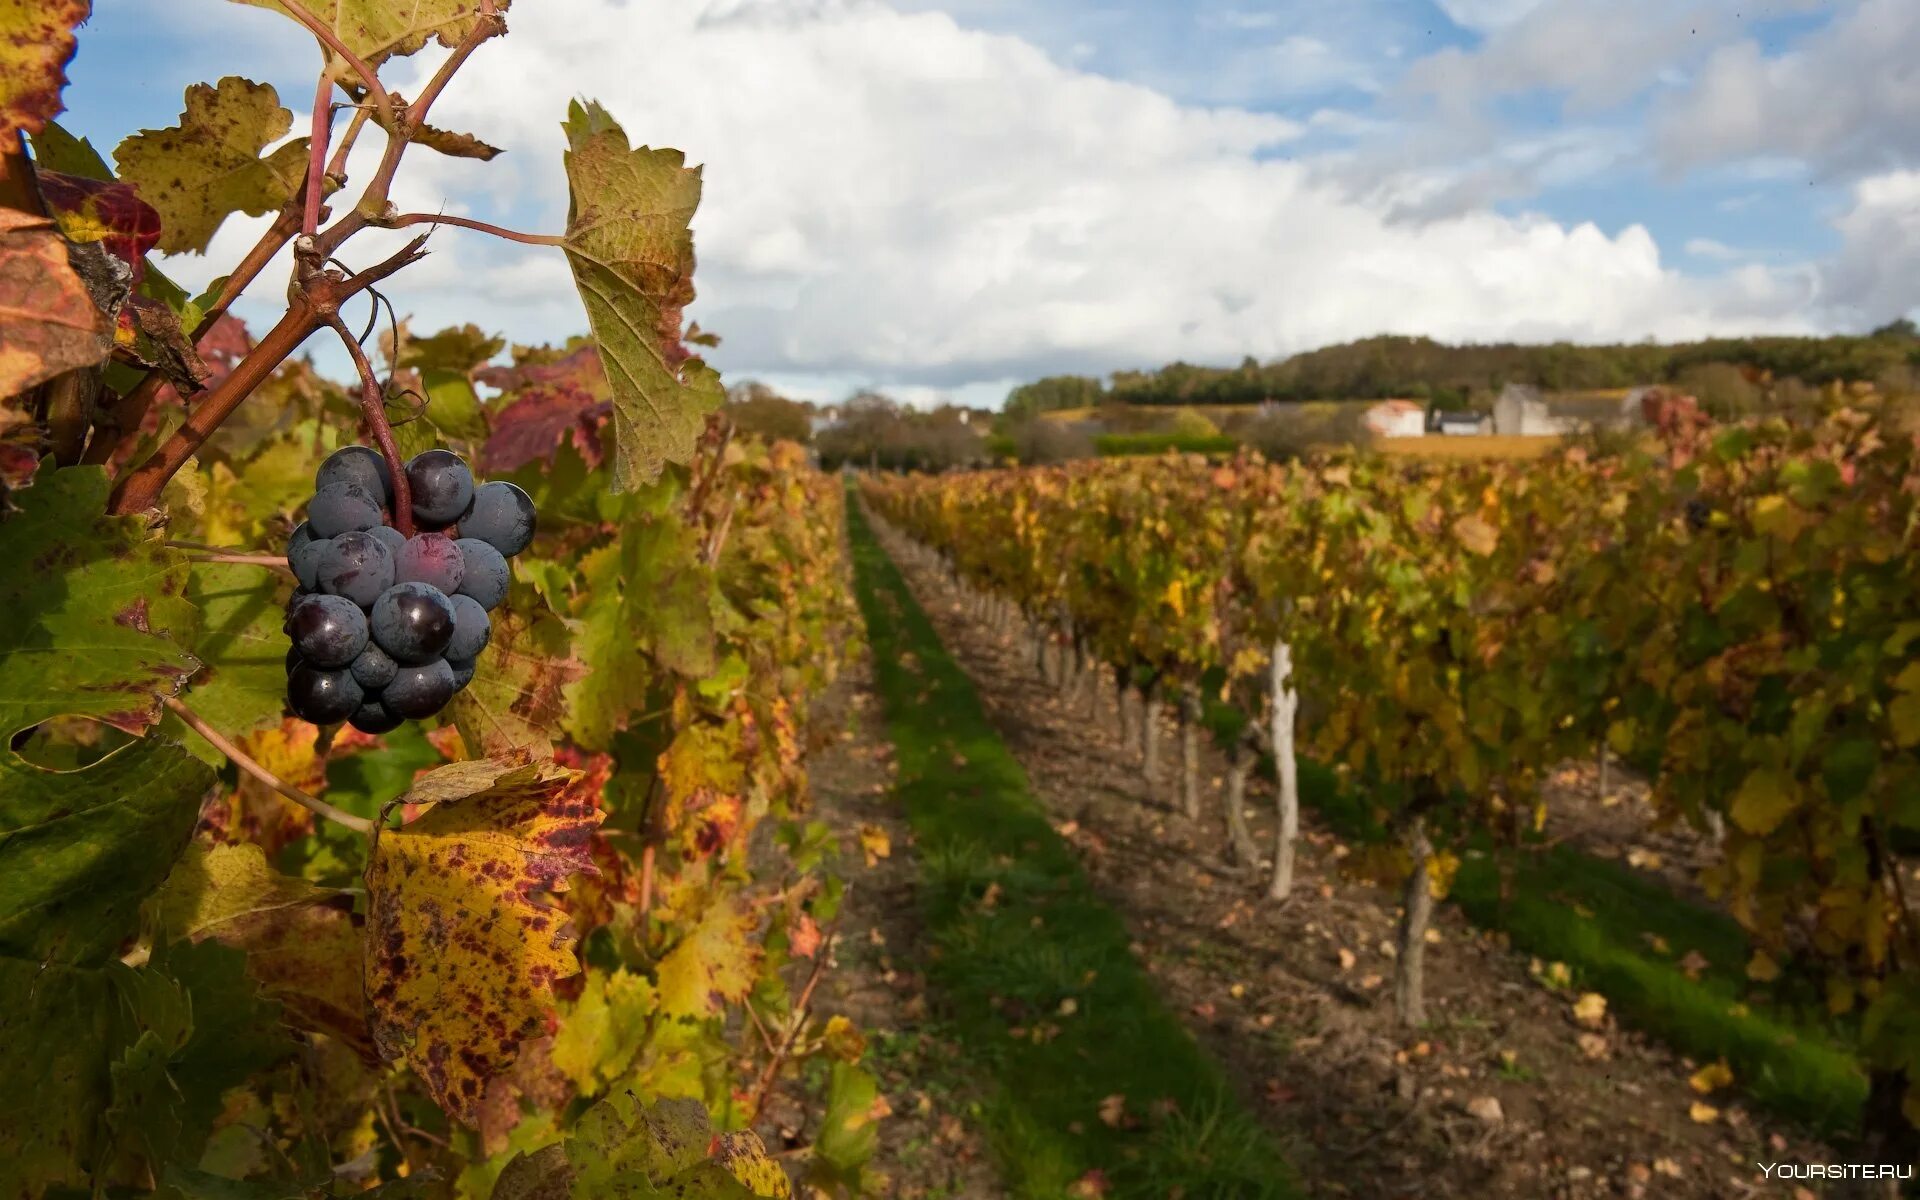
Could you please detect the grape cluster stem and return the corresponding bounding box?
[164,696,373,834]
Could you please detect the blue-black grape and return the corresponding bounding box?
[348,697,403,734]
[385,658,456,718]
[317,531,395,609]
[285,646,303,673]
[369,582,456,664]
[393,531,465,594]
[308,481,384,538]
[285,594,368,668]
[367,524,407,555]
[288,522,328,590]
[448,656,476,691]
[350,641,399,690]
[463,481,537,556]
[454,538,510,609]
[287,662,363,725]
[446,593,491,661]
[406,449,475,529]
[316,445,394,506]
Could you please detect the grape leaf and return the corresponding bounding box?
[27,118,113,179]
[180,561,291,744]
[491,1091,788,1200]
[114,77,310,255]
[566,516,716,749]
[229,0,508,67]
[413,123,504,161]
[0,465,200,738]
[0,208,114,396]
[364,755,600,1124]
[448,603,583,758]
[560,100,723,490]
[810,1062,881,1192]
[479,346,612,475]
[548,968,655,1099]
[0,733,213,1196]
[152,842,378,1061]
[36,169,164,279]
[0,0,87,137]
[653,888,759,1019]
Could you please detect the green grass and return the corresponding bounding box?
[1198,697,1868,1138]
[846,497,1299,1199]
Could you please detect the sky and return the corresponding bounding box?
[56,0,1920,410]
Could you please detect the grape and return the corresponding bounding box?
[287,662,363,725]
[316,445,393,506]
[285,594,369,669]
[285,646,304,673]
[317,531,395,609]
[455,538,510,610]
[369,582,456,664]
[350,641,399,690]
[308,481,384,538]
[393,531,465,594]
[463,481,537,556]
[448,657,476,691]
[367,524,407,555]
[288,523,328,590]
[348,697,403,735]
[446,593,492,661]
[385,658,456,718]
[406,449,475,529]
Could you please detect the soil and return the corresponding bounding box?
[866,516,1840,1200]
[754,650,1003,1200]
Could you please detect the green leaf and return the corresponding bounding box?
[561,100,724,490]
[180,561,293,748]
[810,1061,882,1190]
[566,516,716,748]
[549,969,655,1099]
[0,735,213,964]
[448,601,583,759]
[114,77,310,254]
[29,119,116,180]
[0,958,115,1198]
[0,465,200,740]
[1891,691,1920,750]
[1728,765,1798,837]
[229,0,507,67]
[496,1090,788,1200]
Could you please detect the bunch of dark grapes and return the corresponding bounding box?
[284,446,536,733]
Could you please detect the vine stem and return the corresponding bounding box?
[303,70,333,236]
[323,312,415,536]
[744,909,843,1123]
[378,212,563,246]
[164,697,373,835]
[185,553,293,570]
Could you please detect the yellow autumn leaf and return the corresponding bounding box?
[364,755,596,1124]
[1165,578,1187,617]
[1572,992,1608,1027]
[1689,1060,1734,1094]
[1452,514,1499,556]
[859,822,892,867]
[821,1014,867,1063]
[1689,1102,1720,1124]
[1747,949,1782,982]
[655,888,762,1019]
[1890,692,1920,749]
[1729,766,1797,836]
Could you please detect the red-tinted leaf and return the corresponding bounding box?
[36,169,162,282]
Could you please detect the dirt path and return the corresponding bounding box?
[868,516,1837,1200]
[756,653,1002,1200]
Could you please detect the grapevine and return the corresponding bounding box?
[1,5,871,1198]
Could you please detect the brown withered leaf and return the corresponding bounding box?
[364,755,600,1124]
[412,123,503,160]
[0,209,113,396]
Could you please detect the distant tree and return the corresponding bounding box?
[1009,418,1096,464]
[724,381,814,444]
[1004,375,1106,419]
[815,392,986,472]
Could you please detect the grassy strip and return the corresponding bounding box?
[847,499,1300,1200]
[1200,700,1867,1136]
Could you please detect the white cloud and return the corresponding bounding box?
[1684,236,1743,260]
[150,0,1856,406]
[1656,0,1920,178]
[1817,170,1920,327]
[1434,0,1549,34]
